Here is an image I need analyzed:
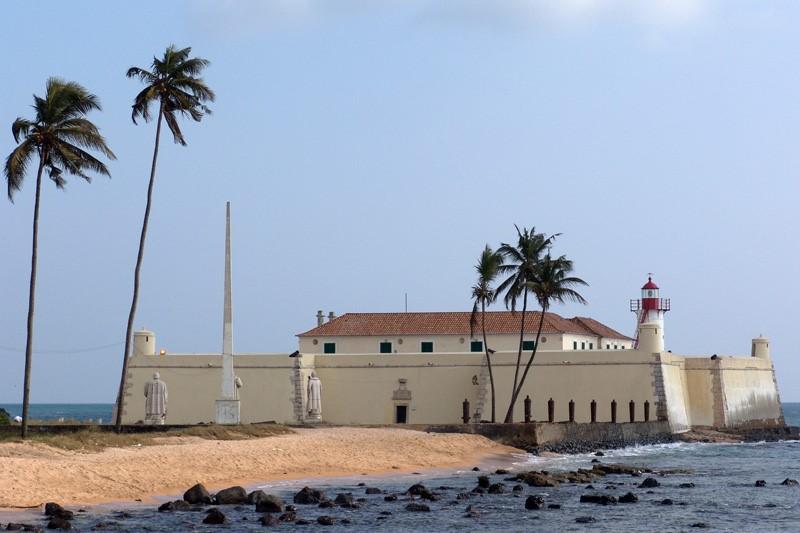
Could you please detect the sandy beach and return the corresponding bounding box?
[0,427,518,509]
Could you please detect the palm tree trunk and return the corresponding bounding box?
[507,305,548,418]
[20,155,46,439]
[481,300,496,423]
[115,105,164,431]
[505,291,528,423]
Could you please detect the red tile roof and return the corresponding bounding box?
[298,312,632,340]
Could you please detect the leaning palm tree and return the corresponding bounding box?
[503,254,587,422]
[470,245,503,423]
[495,226,557,422]
[4,78,115,438]
[115,45,214,430]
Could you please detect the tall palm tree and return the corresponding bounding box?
[496,226,557,422]
[504,254,587,422]
[4,78,115,438]
[115,45,214,430]
[470,245,503,423]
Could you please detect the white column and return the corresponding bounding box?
[216,201,240,424]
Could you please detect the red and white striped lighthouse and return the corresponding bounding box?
[630,275,670,350]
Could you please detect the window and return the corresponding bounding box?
[606,344,610,350]
[614,344,618,350]
[522,340,536,351]
[581,342,585,350]
[420,341,434,353]
[573,341,578,350]
[380,341,392,354]
[589,343,593,350]
[470,340,483,352]
[323,342,336,354]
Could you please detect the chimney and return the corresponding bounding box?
[316,310,324,327]
[328,311,336,322]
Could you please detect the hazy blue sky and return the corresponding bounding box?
[2,0,799,402]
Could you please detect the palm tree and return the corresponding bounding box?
[504,254,587,422]
[4,78,115,438]
[496,226,557,422]
[470,245,503,423]
[115,45,214,430]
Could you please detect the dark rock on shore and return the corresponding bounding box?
[184,483,212,505]
[384,494,398,502]
[477,476,490,488]
[512,484,524,492]
[488,483,506,494]
[519,472,559,487]
[405,503,431,512]
[580,494,617,505]
[278,511,297,522]
[781,478,799,486]
[661,499,674,505]
[44,503,71,519]
[214,486,248,505]
[334,493,359,508]
[365,487,382,494]
[575,516,597,523]
[407,483,437,500]
[317,516,335,525]
[525,495,544,510]
[203,508,226,525]
[755,480,767,487]
[260,514,280,527]
[679,483,696,488]
[45,517,70,530]
[158,500,191,512]
[294,487,327,505]
[619,492,638,503]
[318,500,335,509]
[495,468,509,475]
[255,494,285,513]
[639,477,660,488]
[690,523,710,529]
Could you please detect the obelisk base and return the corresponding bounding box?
[215,399,241,425]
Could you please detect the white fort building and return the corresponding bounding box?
[117,208,784,431]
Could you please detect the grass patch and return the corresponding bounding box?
[0,424,294,452]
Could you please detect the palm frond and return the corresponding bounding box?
[4,139,36,201]
[163,109,186,145]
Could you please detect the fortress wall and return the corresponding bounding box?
[716,357,783,427]
[656,353,692,432]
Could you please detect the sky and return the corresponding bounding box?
[1,0,799,403]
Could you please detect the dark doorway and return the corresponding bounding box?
[395,405,408,424]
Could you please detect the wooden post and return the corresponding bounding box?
[611,399,617,423]
[547,398,555,423]
[568,399,575,423]
[524,395,532,423]
[629,400,635,423]
[590,400,597,423]
[644,400,650,422]
[462,399,471,424]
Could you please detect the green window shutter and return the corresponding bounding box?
[380,342,392,354]
[470,340,483,352]
[323,342,336,354]
[421,341,434,353]
[522,340,536,351]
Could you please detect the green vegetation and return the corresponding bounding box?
[0,424,293,452]
[0,408,10,425]
[4,78,115,439]
[116,45,215,431]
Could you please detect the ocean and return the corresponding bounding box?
[0,403,113,423]
[1,404,798,531]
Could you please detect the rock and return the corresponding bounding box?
[214,486,248,505]
[456,492,470,500]
[639,477,660,488]
[495,469,509,475]
[477,476,491,488]
[585,484,595,490]
[295,519,311,525]
[690,524,710,529]
[781,478,799,486]
[278,512,296,522]
[487,483,505,494]
[46,517,70,530]
[317,516,335,526]
[384,494,398,502]
[576,516,597,523]
[619,492,638,503]
[594,451,605,456]
[471,487,485,494]
[293,486,327,505]
[591,459,600,463]
[755,480,767,487]
[407,483,437,500]
[525,495,544,510]
[472,467,481,471]
[521,472,559,487]
[255,494,285,513]
[661,498,674,505]
[580,494,617,505]
[405,503,431,512]
[547,504,561,509]
[679,483,696,489]
[764,503,778,508]
[357,482,366,487]
[593,463,650,476]
[334,493,359,508]
[247,490,267,504]
[158,500,191,512]
[183,483,212,505]
[318,500,335,509]
[260,514,280,526]
[44,503,70,518]
[202,508,226,525]
[365,487,382,494]
[512,484,524,492]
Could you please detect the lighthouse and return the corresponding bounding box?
[630,275,670,352]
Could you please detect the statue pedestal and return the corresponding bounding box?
[305,411,322,424]
[215,399,241,425]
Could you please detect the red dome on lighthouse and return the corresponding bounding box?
[642,277,659,290]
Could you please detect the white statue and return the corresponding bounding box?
[307,372,322,421]
[234,375,243,400]
[144,372,168,425]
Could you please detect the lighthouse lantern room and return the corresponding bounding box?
[630,275,670,350]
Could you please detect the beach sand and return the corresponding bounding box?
[0,427,518,508]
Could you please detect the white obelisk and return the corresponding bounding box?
[215,201,240,424]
